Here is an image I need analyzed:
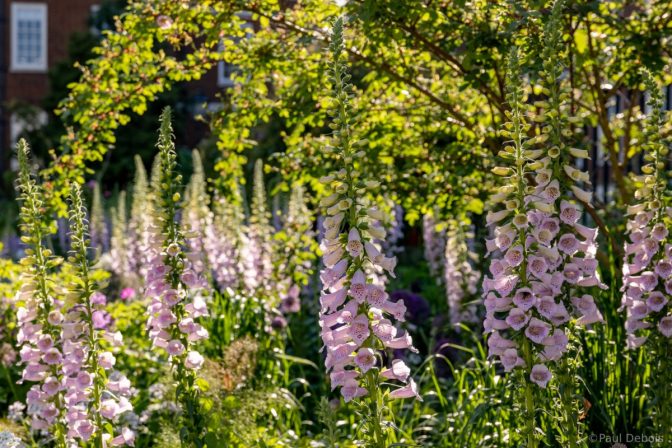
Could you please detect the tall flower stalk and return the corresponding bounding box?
[206,190,245,291]
[483,23,604,444]
[444,221,480,328]
[127,155,153,286]
[182,150,213,277]
[241,159,274,296]
[89,181,108,255]
[319,18,419,447]
[15,140,68,446]
[66,182,134,446]
[275,184,317,317]
[621,71,672,440]
[144,107,209,447]
[109,191,130,282]
[422,212,446,284]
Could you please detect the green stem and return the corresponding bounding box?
[558,360,579,448]
[521,339,538,448]
[365,370,387,448]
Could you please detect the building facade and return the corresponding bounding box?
[0,0,104,172]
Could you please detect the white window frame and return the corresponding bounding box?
[10,2,48,72]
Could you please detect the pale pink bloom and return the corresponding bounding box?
[484,315,511,332]
[645,291,667,312]
[42,376,61,396]
[380,300,407,322]
[549,302,570,325]
[98,352,116,369]
[489,259,506,276]
[162,289,180,307]
[658,316,672,337]
[484,294,512,313]
[630,301,649,319]
[320,288,347,312]
[625,318,651,333]
[348,315,370,345]
[535,169,552,186]
[574,223,598,242]
[75,419,95,440]
[156,309,177,328]
[185,295,209,318]
[525,318,551,344]
[323,244,345,267]
[651,223,668,241]
[101,399,119,419]
[110,427,135,446]
[505,245,524,267]
[576,309,604,326]
[349,270,368,303]
[385,332,416,351]
[513,288,536,311]
[528,257,548,279]
[493,274,519,297]
[156,15,173,29]
[320,325,352,347]
[320,259,348,289]
[530,364,552,388]
[377,255,398,276]
[639,272,659,291]
[37,335,54,352]
[91,292,107,305]
[185,351,204,369]
[354,349,376,372]
[346,228,363,257]
[666,279,672,295]
[43,348,62,365]
[380,359,411,382]
[341,379,368,402]
[495,227,516,251]
[180,270,200,288]
[389,378,420,400]
[372,320,395,341]
[559,200,580,225]
[563,263,581,284]
[505,308,529,331]
[541,180,561,203]
[533,228,553,246]
[642,238,659,257]
[330,370,359,390]
[501,348,524,372]
[558,234,579,255]
[571,295,597,315]
[76,371,93,388]
[47,310,63,325]
[486,209,510,225]
[627,334,648,349]
[367,284,387,307]
[167,340,185,356]
[655,260,672,279]
[488,331,516,356]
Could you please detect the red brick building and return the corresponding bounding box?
[0,0,103,172]
[0,1,237,176]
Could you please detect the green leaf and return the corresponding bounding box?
[273,353,318,370]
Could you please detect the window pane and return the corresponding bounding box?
[17,19,42,63]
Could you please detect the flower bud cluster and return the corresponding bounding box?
[318,19,419,403]
[621,74,672,348]
[483,47,604,388]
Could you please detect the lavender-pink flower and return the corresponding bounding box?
[318,18,419,446]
